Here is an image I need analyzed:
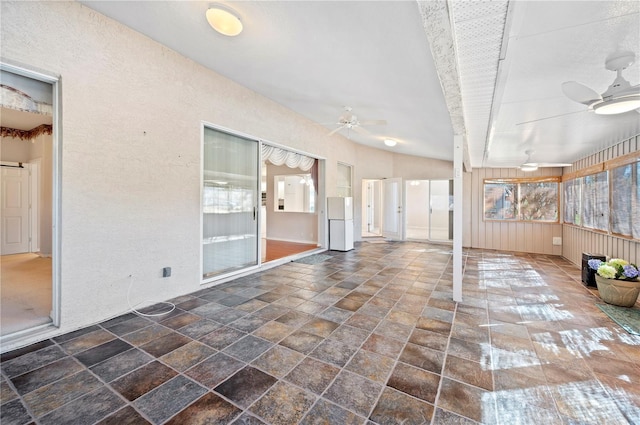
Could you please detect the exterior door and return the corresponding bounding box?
[382,177,403,240]
[429,180,453,241]
[405,180,429,240]
[202,127,259,279]
[1,165,30,255]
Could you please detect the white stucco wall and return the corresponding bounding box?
[1,1,454,346]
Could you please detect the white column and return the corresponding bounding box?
[453,135,463,302]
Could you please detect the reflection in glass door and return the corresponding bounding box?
[382,178,403,240]
[203,127,259,279]
[429,180,452,241]
[405,179,452,242]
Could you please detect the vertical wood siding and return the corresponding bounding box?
[467,167,563,255]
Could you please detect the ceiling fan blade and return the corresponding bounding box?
[328,125,345,136]
[516,110,585,126]
[352,125,369,135]
[358,119,387,126]
[561,81,601,105]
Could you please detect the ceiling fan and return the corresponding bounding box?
[327,106,386,137]
[518,149,572,172]
[562,51,640,115]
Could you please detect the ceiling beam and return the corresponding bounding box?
[416,0,472,172]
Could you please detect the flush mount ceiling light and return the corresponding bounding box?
[384,139,397,147]
[520,164,539,172]
[206,4,243,36]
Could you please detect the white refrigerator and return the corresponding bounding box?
[327,197,354,251]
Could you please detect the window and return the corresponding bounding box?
[484,182,517,220]
[519,181,559,221]
[484,178,560,222]
[610,161,640,239]
[581,171,609,231]
[337,162,352,197]
[611,165,633,236]
[563,154,639,241]
[563,178,582,225]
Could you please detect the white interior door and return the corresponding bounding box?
[382,177,403,240]
[1,165,30,255]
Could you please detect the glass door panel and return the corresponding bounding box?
[382,178,403,240]
[405,180,429,240]
[429,180,452,241]
[203,127,259,278]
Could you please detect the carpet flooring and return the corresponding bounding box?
[1,253,52,336]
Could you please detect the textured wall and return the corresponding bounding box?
[1,1,452,344]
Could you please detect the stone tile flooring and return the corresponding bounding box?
[2,242,640,424]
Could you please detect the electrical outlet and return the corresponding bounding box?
[162,267,171,277]
[552,237,562,246]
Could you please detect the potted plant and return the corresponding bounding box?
[588,258,640,307]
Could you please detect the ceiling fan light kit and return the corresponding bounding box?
[593,95,640,115]
[562,51,640,115]
[516,149,571,171]
[206,4,243,36]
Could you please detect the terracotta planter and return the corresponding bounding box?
[595,274,640,307]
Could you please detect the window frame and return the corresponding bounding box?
[337,162,353,198]
[483,177,561,223]
[562,151,640,241]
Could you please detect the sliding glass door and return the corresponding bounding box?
[203,127,259,278]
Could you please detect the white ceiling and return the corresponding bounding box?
[78,0,640,169]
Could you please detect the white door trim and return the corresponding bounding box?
[1,61,61,328]
[29,158,41,253]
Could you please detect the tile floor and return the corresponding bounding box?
[2,242,640,424]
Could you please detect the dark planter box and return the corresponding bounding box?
[582,252,606,287]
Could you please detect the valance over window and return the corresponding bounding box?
[262,145,315,171]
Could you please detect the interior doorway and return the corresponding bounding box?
[1,65,58,337]
[261,148,320,262]
[361,178,404,240]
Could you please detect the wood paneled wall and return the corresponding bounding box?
[562,135,640,268]
[467,167,563,255]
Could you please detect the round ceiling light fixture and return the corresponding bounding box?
[593,95,640,115]
[384,139,397,147]
[206,4,243,37]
